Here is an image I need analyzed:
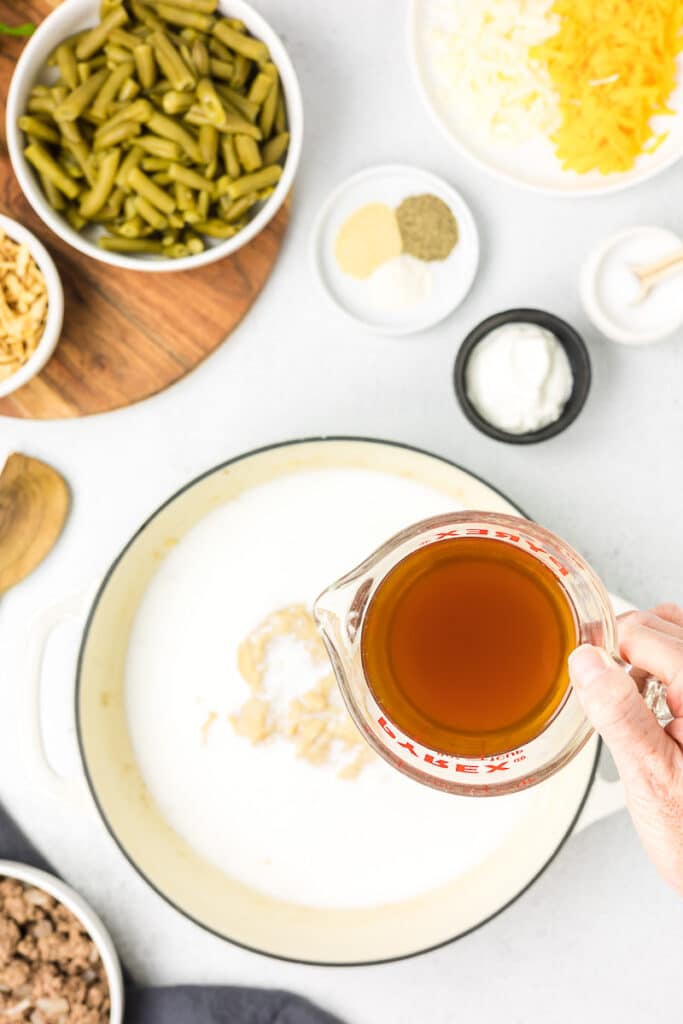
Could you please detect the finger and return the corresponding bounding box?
[665,717,683,748]
[618,618,683,715]
[652,603,683,629]
[618,609,683,642]
[568,645,674,786]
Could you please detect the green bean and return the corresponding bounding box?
[151,171,173,185]
[226,164,281,199]
[52,85,69,105]
[113,215,145,237]
[18,117,60,145]
[66,206,87,230]
[27,96,55,116]
[59,151,84,179]
[128,165,176,213]
[94,120,141,149]
[220,137,240,179]
[235,134,261,172]
[216,83,258,121]
[115,144,144,187]
[248,72,273,107]
[213,21,268,65]
[191,219,239,239]
[24,143,81,199]
[98,236,164,253]
[197,189,210,219]
[186,104,261,139]
[134,43,156,90]
[148,111,201,160]
[130,0,164,31]
[80,148,121,217]
[123,196,138,220]
[101,0,124,15]
[141,156,172,171]
[90,61,135,120]
[261,131,289,165]
[162,241,188,258]
[40,173,67,211]
[274,92,287,134]
[146,0,218,12]
[208,58,234,81]
[196,78,225,125]
[150,31,195,92]
[231,53,251,89]
[97,186,125,219]
[56,43,80,91]
[155,4,214,32]
[134,194,167,229]
[161,90,193,115]
[198,123,218,164]
[109,27,140,50]
[178,41,198,76]
[105,45,134,64]
[259,69,278,138]
[120,78,141,101]
[137,135,182,160]
[167,162,213,191]
[223,193,257,221]
[55,69,109,122]
[63,139,97,186]
[208,37,233,63]
[167,212,185,228]
[174,181,194,210]
[191,39,210,77]
[30,85,52,97]
[76,6,129,61]
[56,116,83,145]
[185,235,205,254]
[98,98,153,136]
[76,63,91,85]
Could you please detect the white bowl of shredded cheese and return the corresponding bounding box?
[0,215,63,399]
[408,0,683,196]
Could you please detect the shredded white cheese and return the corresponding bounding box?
[427,0,560,143]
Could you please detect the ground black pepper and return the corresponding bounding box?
[396,194,459,261]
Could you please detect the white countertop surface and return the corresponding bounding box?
[1,2,682,1021]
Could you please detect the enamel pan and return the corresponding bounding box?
[74,438,613,965]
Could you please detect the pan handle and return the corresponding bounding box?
[573,743,626,835]
[23,592,92,807]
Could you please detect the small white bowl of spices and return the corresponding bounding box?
[0,215,63,398]
[310,164,479,335]
[454,308,591,444]
[580,226,683,345]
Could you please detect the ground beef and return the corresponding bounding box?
[0,877,110,1023]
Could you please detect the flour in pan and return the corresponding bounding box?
[126,468,535,909]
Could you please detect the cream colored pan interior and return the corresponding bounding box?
[77,438,598,965]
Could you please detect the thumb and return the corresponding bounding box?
[568,644,668,780]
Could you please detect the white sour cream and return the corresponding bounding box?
[465,321,573,435]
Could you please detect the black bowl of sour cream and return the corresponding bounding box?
[453,308,592,445]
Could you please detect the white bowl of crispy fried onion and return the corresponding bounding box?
[0,214,63,398]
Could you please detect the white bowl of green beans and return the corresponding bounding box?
[6,0,303,272]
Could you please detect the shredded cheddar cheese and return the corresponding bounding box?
[532,0,683,174]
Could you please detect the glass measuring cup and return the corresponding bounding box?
[313,512,670,796]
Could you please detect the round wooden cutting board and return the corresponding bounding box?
[0,0,290,419]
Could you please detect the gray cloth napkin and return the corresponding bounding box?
[0,801,343,1024]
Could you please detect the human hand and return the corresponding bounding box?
[568,604,683,896]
